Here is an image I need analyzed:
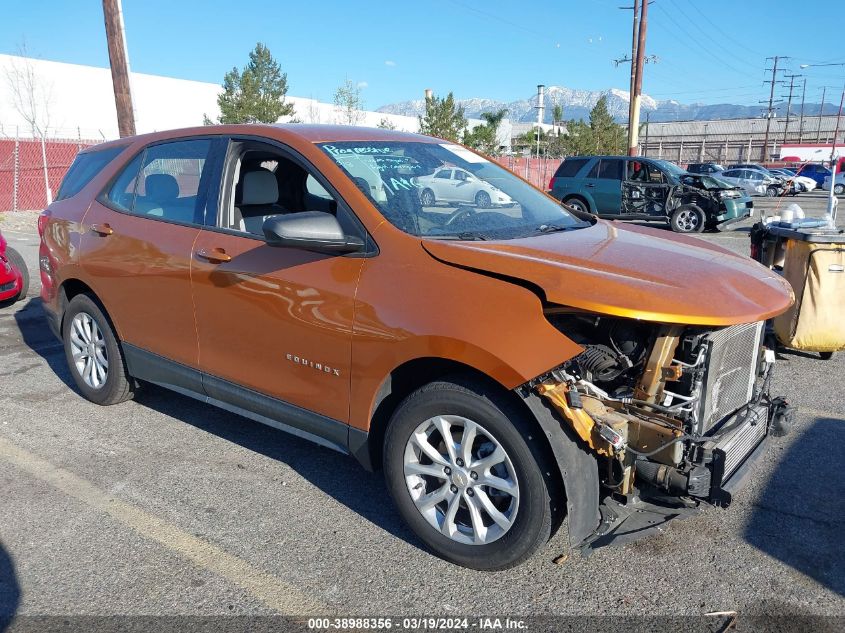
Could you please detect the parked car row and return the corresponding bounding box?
[688,161,832,195]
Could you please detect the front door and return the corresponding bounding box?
[80,137,222,368]
[622,160,671,217]
[190,139,366,430]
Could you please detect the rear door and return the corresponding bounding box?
[582,158,624,214]
[81,136,223,369]
[431,169,455,202]
[550,157,589,201]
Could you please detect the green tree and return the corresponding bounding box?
[334,79,364,126]
[377,117,396,130]
[588,96,625,154]
[206,43,295,124]
[418,92,467,142]
[552,104,563,127]
[463,108,508,156]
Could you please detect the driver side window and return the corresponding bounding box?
[222,141,363,240]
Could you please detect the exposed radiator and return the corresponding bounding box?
[698,321,764,433]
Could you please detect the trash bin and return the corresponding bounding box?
[752,224,845,359]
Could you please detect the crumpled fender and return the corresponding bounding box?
[519,389,600,549]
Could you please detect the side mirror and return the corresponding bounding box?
[262,211,365,254]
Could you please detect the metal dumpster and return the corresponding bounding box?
[750,224,845,359]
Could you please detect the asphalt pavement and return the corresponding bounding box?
[0,193,843,625]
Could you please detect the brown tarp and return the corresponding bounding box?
[773,240,845,352]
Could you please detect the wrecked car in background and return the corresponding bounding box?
[550,156,753,233]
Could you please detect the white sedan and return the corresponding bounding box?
[415,167,515,208]
[822,172,845,195]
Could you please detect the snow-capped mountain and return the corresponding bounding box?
[377,85,833,123]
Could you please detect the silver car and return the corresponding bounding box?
[718,168,782,197]
[415,167,514,208]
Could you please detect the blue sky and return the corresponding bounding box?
[4,0,845,109]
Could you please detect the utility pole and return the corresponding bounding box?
[761,56,786,162]
[628,0,648,156]
[624,0,639,154]
[817,86,827,143]
[102,0,136,137]
[782,74,801,144]
[797,77,807,143]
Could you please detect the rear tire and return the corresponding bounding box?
[670,205,705,233]
[5,247,29,302]
[383,378,557,570]
[766,186,779,198]
[820,351,834,360]
[563,197,589,214]
[834,184,845,196]
[62,294,133,405]
[420,188,436,206]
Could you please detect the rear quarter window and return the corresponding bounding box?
[56,146,125,201]
[554,158,589,178]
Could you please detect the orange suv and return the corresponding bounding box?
[39,125,794,570]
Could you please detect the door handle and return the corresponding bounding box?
[91,223,113,236]
[196,247,232,264]
[585,183,596,188]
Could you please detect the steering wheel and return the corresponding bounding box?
[443,206,476,227]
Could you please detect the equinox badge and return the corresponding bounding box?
[286,353,341,376]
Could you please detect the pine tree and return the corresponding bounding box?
[418,92,467,142]
[588,96,624,154]
[207,43,295,124]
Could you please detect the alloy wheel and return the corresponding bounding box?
[403,415,519,545]
[676,209,700,232]
[69,312,109,389]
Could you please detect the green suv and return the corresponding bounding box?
[550,156,753,233]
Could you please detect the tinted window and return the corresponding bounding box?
[106,139,214,224]
[56,146,124,201]
[586,160,600,178]
[722,170,740,178]
[434,170,451,179]
[597,159,623,180]
[554,158,589,178]
[455,170,468,181]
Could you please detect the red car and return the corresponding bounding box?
[0,230,28,304]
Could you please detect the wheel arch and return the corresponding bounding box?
[350,356,600,550]
[562,193,592,213]
[57,278,122,339]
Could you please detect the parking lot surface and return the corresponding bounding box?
[0,193,843,621]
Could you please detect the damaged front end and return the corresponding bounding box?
[531,310,793,553]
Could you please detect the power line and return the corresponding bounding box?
[685,1,765,59]
[761,56,787,161]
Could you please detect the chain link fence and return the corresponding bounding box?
[0,132,100,212]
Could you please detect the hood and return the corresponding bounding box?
[422,222,793,326]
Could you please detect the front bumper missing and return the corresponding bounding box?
[571,399,785,554]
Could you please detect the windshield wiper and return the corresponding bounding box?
[423,232,489,241]
[533,222,589,234]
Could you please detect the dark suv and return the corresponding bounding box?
[550,156,753,233]
[686,163,724,175]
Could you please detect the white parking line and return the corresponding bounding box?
[0,434,328,615]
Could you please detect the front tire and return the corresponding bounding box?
[670,205,705,233]
[62,294,133,405]
[383,378,556,570]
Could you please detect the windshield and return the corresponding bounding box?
[650,159,687,178]
[317,141,588,240]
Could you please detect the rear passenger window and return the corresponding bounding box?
[554,158,588,178]
[56,146,124,201]
[104,139,214,225]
